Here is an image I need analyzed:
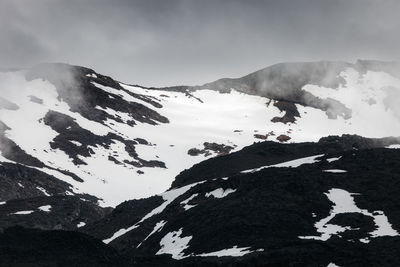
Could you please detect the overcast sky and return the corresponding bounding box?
[1,0,400,86]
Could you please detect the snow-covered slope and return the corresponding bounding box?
[1,61,400,206]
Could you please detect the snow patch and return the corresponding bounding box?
[12,210,34,215]
[137,220,167,248]
[38,205,52,212]
[103,225,139,244]
[197,246,264,257]
[241,154,323,173]
[70,140,82,146]
[180,194,199,211]
[205,188,236,199]
[139,181,205,223]
[323,169,347,173]
[299,188,399,242]
[36,186,51,196]
[156,228,192,260]
[86,73,97,78]
[326,156,342,163]
[386,144,400,149]
[103,181,204,244]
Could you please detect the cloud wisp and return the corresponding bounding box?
[1,0,400,86]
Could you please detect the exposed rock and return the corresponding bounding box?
[187,148,203,156]
[271,100,301,124]
[173,135,400,188]
[0,162,76,201]
[253,134,268,140]
[43,110,165,169]
[0,226,127,267]
[254,131,275,140]
[0,195,111,232]
[188,142,235,157]
[276,134,291,142]
[25,63,168,125]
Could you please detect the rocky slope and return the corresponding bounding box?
[0,226,127,267]
[76,135,400,266]
[1,135,400,266]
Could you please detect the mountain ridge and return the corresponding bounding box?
[1,60,400,265]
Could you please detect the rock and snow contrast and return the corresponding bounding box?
[1,61,400,207]
[1,60,400,266]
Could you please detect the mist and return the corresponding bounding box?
[1,0,400,86]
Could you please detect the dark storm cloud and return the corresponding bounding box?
[1,0,400,86]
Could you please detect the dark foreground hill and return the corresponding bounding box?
[1,135,399,266]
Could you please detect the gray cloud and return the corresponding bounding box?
[1,0,400,86]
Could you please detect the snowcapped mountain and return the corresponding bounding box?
[1,60,400,266]
[1,61,400,207]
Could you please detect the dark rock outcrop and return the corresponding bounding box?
[0,226,127,267]
[0,195,111,232]
[188,142,235,157]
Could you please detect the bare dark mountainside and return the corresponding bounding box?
[0,226,127,267]
[1,135,400,266]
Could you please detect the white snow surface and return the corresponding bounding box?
[299,188,399,242]
[36,186,51,196]
[180,194,199,210]
[70,140,82,146]
[12,210,34,215]
[77,222,86,228]
[241,154,323,173]
[156,228,192,260]
[103,225,139,244]
[38,205,52,212]
[139,181,205,223]
[103,181,204,244]
[205,188,236,199]
[326,156,342,163]
[323,169,347,173]
[0,201,6,205]
[1,68,400,207]
[197,246,263,257]
[301,68,400,139]
[386,144,400,149]
[137,220,167,248]
[86,73,97,78]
